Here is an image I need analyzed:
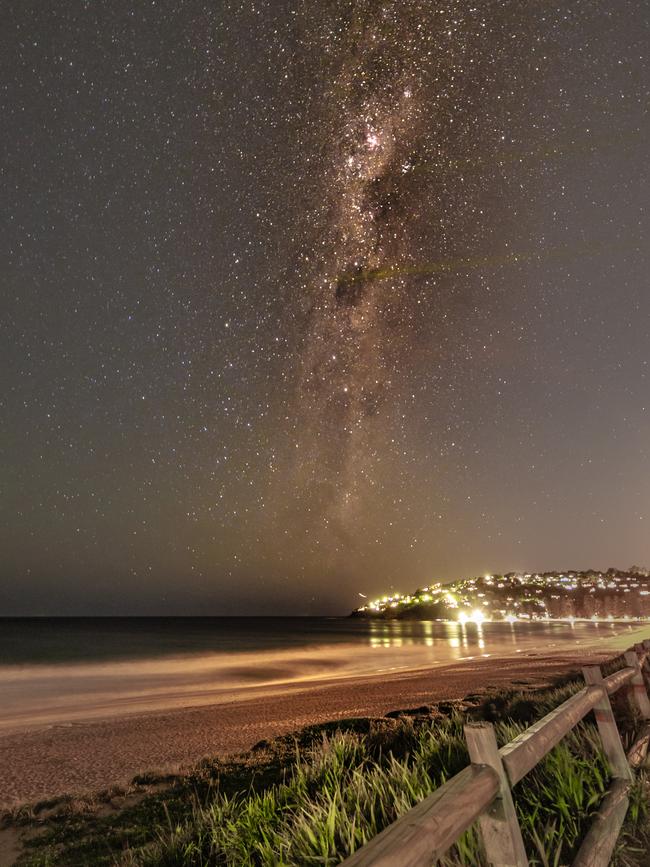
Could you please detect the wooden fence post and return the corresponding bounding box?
[464,722,528,867]
[640,641,650,674]
[623,650,650,719]
[582,666,633,782]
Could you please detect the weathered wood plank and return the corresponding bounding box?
[339,642,646,866]
[572,779,630,867]
[623,651,650,718]
[582,666,633,781]
[627,721,650,768]
[640,643,650,678]
[603,665,635,694]
[339,764,499,867]
[464,722,528,866]
[500,686,601,786]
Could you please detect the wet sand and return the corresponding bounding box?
[0,648,615,809]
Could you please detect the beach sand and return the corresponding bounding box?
[0,646,618,809]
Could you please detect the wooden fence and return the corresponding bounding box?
[340,638,650,867]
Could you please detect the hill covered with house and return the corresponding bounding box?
[351,567,650,622]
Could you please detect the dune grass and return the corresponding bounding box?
[8,676,650,866]
[119,687,648,867]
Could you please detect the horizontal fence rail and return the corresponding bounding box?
[603,665,636,694]
[499,684,602,785]
[340,638,650,867]
[628,721,650,768]
[340,765,499,867]
[572,778,630,867]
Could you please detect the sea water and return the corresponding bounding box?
[0,617,642,732]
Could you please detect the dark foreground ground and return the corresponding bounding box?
[0,649,612,810]
[2,651,650,867]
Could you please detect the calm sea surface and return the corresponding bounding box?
[0,617,644,732]
[3,616,644,664]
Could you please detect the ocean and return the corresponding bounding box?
[0,617,642,732]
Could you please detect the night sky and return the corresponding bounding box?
[2,1,649,615]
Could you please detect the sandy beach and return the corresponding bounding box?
[0,645,620,810]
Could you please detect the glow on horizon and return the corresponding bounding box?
[458,609,487,625]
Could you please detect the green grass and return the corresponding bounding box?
[7,672,650,866]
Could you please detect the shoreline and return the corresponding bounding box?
[0,645,620,810]
[2,620,644,736]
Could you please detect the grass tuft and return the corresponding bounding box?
[9,677,650,866]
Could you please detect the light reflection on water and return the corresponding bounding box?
[365,618,625,650]
[0,620,645,733]
[367,618,536,651]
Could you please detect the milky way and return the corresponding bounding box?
[292,1,525,538]
[296,5,424,528]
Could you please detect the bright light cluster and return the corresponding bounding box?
[355,568,650,622]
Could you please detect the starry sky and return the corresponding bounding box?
[2,0,649,615]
